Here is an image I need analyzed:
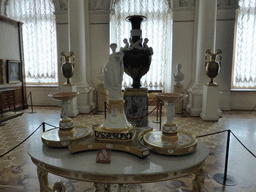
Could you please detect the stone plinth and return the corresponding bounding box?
[124,88,148,127]
[200,85,221,121]
[173,85,184,114]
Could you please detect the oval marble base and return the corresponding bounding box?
[42,127,91,147]
[143,131,197,155]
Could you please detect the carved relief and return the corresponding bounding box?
[89,0,110,11]
[178,0,232,8]
[217,0,231,6]
[192,167,205,192]
[53,0,68,12]
[37,167,66,192]
[37,167,53,192]
[179,0,195,7]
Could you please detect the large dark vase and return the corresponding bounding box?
[121,15,153,88]
[60,51,75,86]
[205,49,222,86]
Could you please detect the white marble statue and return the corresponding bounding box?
[174,63,185,85]
[103,43,124,100]
[97,66,104,84]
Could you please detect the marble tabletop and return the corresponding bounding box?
[27,137,208,184]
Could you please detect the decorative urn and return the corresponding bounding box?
[121,15,153,88]
[60,51,75,86]
[205,49,222,86]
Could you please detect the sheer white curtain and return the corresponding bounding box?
[232,0,256,88]
[110,0,172,91]
[6,0,58,84]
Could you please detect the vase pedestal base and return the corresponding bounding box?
[41,127,91,147]
[124,88,148,127]
[69,127,151,158]
[142,131,197,155]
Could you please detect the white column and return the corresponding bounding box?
[186,0,218,116]
[68,0,95,113]
[68,0,86,84]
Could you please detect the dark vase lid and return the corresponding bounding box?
[126,15,147,29]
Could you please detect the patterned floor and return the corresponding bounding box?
[0,106,255,192]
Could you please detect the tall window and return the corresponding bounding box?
[232,0,256,89]
[110,0,172,91]
[6,0,58,84]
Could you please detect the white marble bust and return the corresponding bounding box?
[103,43,124,100]
[174,63,185,85]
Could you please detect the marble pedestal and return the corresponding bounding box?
[173,85,183,114]
[124,88,148,127]
[200,85,221,121]
[97,83,108,112]
[60,85,79,117]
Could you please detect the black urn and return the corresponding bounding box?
[121,15,153,88]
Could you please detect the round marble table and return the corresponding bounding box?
[27,138,208,192]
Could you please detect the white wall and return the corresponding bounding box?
[231,91,256,110]
[0,20,21,86]
[55,12,69,87]
[26,86,60,106]
[11,1,256,111]
[172,10,195,91]
[90,11,110,87]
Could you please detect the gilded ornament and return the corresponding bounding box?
[192,167,206,192]
[133,173,169,182]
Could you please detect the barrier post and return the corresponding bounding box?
[153,98,160,123]
[104,102,107,119]
[42,122,46,132]
[28,91,36,114]
[159,101,162,130]
[213,129,237,186]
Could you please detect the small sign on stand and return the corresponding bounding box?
[96,149,111,164]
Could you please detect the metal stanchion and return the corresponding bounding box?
[104,102,107,119]
[153,98,160,123]
[213,129,237,186]
[93,91,100,115]
[159,101,162,130]
[42,122,46,132]
[178,98,187,117]
[28,91,36,114]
